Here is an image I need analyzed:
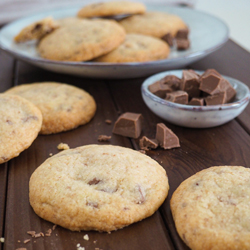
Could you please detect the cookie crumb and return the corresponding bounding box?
[0,237,4,243]
[27,231,36,237]
[105,119,112,124]
[83,234,89,241]
[16,248,27,250]
[76,243,85,250]
[23,239,31,244]
[98,135,111,142]
[17,240,21,243]
[49,153,53,156]
[138,149,146,154]
[57,143,70,150]
[34,232,43,238]
[52,225,57,230]
[45,229,52,236]
[93,240,97,244]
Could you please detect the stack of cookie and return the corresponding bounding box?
[14,0,190,63]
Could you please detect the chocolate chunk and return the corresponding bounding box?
[112,112,142,139]
[201,69,221,78]
[188,98,204,106]
[176,28,189,39]
[156,123,180,149]
[200,71,236,102]
[225,83,236,102]
[98,135,111,142]
[161,75,181,90]
[165,90,188,104]
[200,72,223,94]
[180,70,200,98]
[161,33,174,46]
[148,81,172,98]
[205,92,227,105]
[139,136,158,150]
[176,38,190,50]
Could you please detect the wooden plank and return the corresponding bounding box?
[108,70,250,250]
[190,39,250,134]
[0,51,15,250]
[3,61,175,250]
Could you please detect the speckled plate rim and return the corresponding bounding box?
[141,70,250,111]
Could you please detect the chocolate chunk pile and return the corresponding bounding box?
[162,28,190,50]
[149,69,236,106]
[112,112,180,150]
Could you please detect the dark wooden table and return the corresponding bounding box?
[1,39,250,250]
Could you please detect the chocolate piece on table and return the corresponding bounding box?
[161,33,174,46]
[188,98,204,106]
[112,112,142,139]
[166,90,188,104]
[175,28,189,39]
[176,38,190,50]
[205,92,227,105]
[161,75,181,90]
[148,81,172,98]
[98,135,111,142]
[180,70,200,98]
[156,123,180,150]
[139,136,158,151]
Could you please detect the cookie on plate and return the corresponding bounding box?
[119,11,187,38]
[171,166,250,250]
[95,34,170,63]
[5,82,96,134]
[29,144,169,232]
[0,94,42,164]
[77,1,146,18]
[38,18,126,61]
[14,17,59,43]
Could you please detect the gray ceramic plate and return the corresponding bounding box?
[0,5,229,79]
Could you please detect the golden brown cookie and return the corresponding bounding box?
[14,17,59,43]
[29,144,169,232]
[171,166,250,250]
[38,18,126,61]
[119,11,187,38]
[77,1,146,18]
[0,94,42,164]
[5,82,96,134]
[95,34,170,62]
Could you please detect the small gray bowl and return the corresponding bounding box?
[141,70,250,128]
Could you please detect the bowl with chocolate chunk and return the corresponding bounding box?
[141,69,250,128]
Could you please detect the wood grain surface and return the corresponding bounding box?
[1,39,250,250]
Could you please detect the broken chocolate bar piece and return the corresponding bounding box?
[156,123,180,149]
[148,81,172,98]
[205,92,226,105]
[200,72,222,95]
[112,112,142,139]
[98,135,111,142]
[200,71,236,102]
[180,70,200,98]
[139,136,158,151]
[176,28,189,39]
[161,33,174,46]
[165,90,188,104]
[176,38,190,50]
[161,75,181,90]
[188,97,204,106]
[201,68,221,78]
